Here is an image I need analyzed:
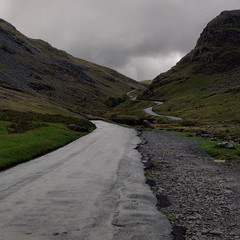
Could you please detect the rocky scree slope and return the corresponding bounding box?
[0,19,142,115]
[142,10,240,123]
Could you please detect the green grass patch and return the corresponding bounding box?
[147,73,240,125]
[105,95,128,108]
[108,99,152,117]
[145,170,158,178]
[0,109,88,124]
[176,131,240,164]
[0,122,93,170]
[104,98,181,127]
[200,140,240,163]
[159,209,176,223]
[0,110,96,170]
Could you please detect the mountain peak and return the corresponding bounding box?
[221,9,240,15]
[0,18,17,33]
[141,10,240,124]
[196,9,240,47]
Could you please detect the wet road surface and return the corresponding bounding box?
[144,106,182,120]
[0,121,172,240]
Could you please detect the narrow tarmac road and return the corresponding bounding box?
[144,106,182,120]
[0,121,172,240]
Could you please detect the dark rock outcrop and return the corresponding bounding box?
[197,10,240,47]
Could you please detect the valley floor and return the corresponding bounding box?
[138,131,240,240]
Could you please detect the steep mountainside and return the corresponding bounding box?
[142,10,240,123]
[0,19,143,116]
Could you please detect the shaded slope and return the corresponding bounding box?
[0,19,143,115]
[142,10,240,123]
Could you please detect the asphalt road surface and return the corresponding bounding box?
[144,106,182,120]
[0,121,172,240]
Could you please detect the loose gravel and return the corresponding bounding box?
[138,131,240,240]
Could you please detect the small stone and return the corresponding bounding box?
[201,228,209,234]
[217,141,235,149]
[209,230,224,236]
[188,215,198,220]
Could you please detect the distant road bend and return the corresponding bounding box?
[0,121,172,240]
[144,101,183,121]
[127,90,182,120]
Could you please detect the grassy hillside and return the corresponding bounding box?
[0,18,143,116]
[141,10,240,128]
[0,18,144,169]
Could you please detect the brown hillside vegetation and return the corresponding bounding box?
[0,19,143,116]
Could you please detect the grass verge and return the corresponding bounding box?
[0,110,95,171]
[200,139,240,163]
[177,132,240,164]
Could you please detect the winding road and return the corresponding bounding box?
[0,121,172,240]
[144,106,182,120]
[143,100,183,120]
[127,90,182,120]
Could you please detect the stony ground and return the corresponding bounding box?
[138,131,240,240]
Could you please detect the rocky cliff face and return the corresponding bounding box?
[185,10,240,73]
[174,10,240,76]
[0,19,143,115]
[197,10,240,47]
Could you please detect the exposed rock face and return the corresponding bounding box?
[144,10,240,95]
[197,10,240,47]
[178,10,240,74]
[183,10,240,73]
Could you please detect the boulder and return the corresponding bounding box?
[142,120,154,129]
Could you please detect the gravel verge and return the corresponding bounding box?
[138,130,240,240]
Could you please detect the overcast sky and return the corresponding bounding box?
[0,0,239,80]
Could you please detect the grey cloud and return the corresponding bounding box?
[0,0,240,80]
